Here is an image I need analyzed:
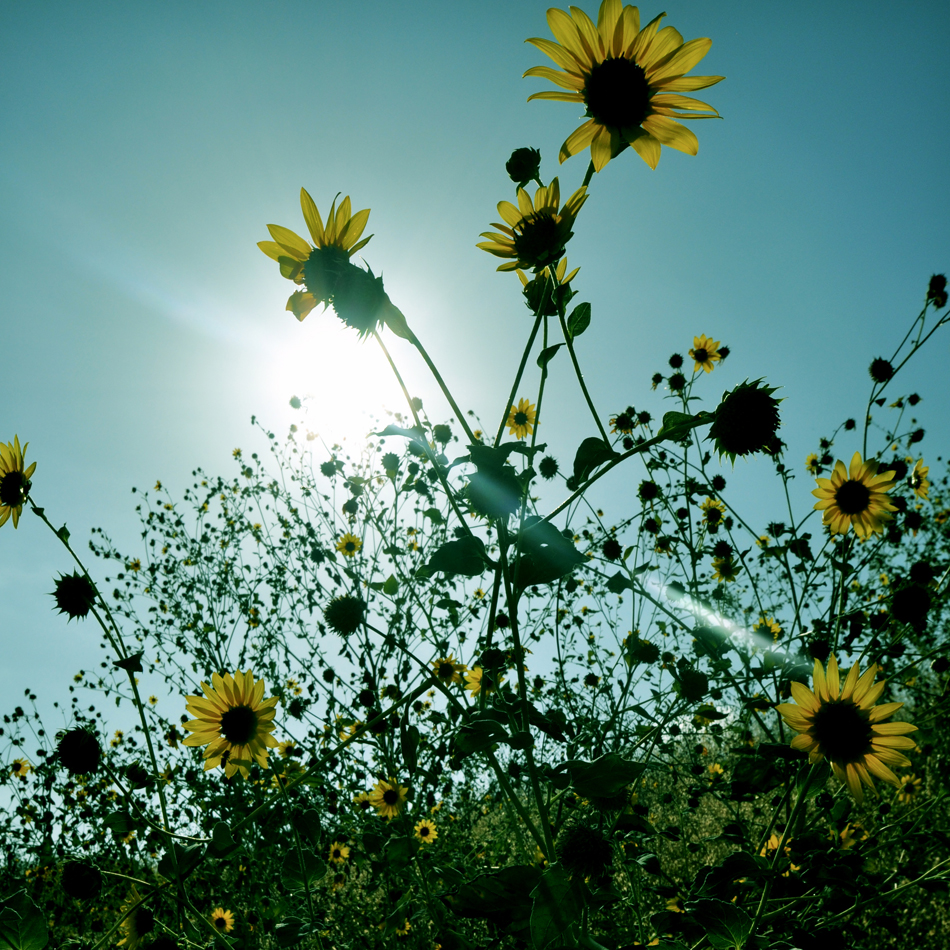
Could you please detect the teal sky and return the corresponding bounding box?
[2,0,949,727]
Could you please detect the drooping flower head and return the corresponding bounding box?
[0,436,36,529]
[812,453,897,539]
[478,178,587,272]
[525,2,723,172]
[776,656,917,802]
[181,670,279,779]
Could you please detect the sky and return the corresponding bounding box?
[2,0,949,740]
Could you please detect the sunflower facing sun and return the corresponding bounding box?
[478,178,588,272]
[812,452,897,539]
[776,655,918,802]
[182,670,279,779]
[0,436,36,529]
[524,2,723,172]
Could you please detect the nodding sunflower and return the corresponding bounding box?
[909,459,929,499]
[335,533,362,557]
[775,655,918,802]
[688,334,721,373]
[369,778,408,819]
[432,654,467,686]
[477,178,587,272]
[525,2,722,172]
[328,841,350,864]
[414,818,438,844]
[258,189,372,320]
[210,908,235,934]
[182,670,279,779]
[812,452,897,539]
[507,398,537,439]
[0,436,36,529]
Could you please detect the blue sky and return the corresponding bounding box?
[2,0,949,731]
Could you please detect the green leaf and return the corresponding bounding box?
[606,572,633,594]
[56,525,70,544]
[571,438,619,484]
[424,536,492,577]
[156,842,204,882]
[442,866,542,933]
[0,893,48,950]
[657,410,713,443]
[280,848,327,892]
[208,820,239,859]
[423,507,444,524]
[452,716,509,760]
[560,752,647,797]
[678,668,708,702]
[374,424,428,446]
[113,652,144,674]
[686,898,753,950]
[537,344,563,369]
[530,866,584,950]
[383,574,400,596]
[566,302,591,339]
[294,809,322,844]
[401,718,420,775]
[514,517,585,588]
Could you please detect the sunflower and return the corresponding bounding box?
[805,453,821,475]
[258,189,372,320]
[688,335,721,373]
[210,908,235,934]
[812,452,897,539]
[909,459,930,499]
[328,841,351,864]
[897,773,922,805]
[395,920,412,937]
[414,819,438,844]
[700,497,725,528]
[524,2,722,172]
[711,556,740,583]
[117,890,154,949]
[464,666,505,696]
[335,533,362,557]
[10,758,32,779]
[369,778,408,819]
[0,436,36,529]
[432,655,467,686]
[353,791,372,811]
[477,179,588,272]
[507,398,537,439]
[181,670,279,779]
[775,655,918,802]
[753,616,781,641]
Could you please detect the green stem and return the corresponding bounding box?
[494,313,544,446]
[558,310,610,443]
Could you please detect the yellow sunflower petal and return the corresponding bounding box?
[266,225,311,260]
[590,124,615,171]
[525,36,585,74]
[547,8,593,67]
[654,74,724,92]
[826,655,840,700]
[523,64,586,89]
[868,702,904,723]
[858,681,886,709]
[790,734,817,753]
[812,660,829,702]
[642,115,699,155]
[647,36,713,84]
[864,755,900,787]
[844,764,864,801]
[840,661,861,700]
[870,735,917,749]
[871,721,918,735]
[642,25,685,69]
[789,680,820,712]
[299,188,325,246]
[559,120,599,163]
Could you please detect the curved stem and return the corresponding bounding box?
[558,310,610,443]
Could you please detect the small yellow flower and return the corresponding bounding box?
[395,919,411,937]
[210,908,235,934]
[369,778,408,819]
[754,616,781,640]
[839,822,868,850]
[0,436,36,529]
[700,497,725,528]
[336,533,362,557]
[353,791,371,811]
[328,841,351,864]
[10,758,32,779]
[897,773,922,805]
[414,819,438,844]
[805,453,821,475]
[909,459,929,499]
[432,654,467,686]
[688,335,721,373]
[812,452,897,539]
[507,398,537,439]
[712,556,740,583]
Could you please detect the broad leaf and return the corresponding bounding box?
[566,302,591,339]
[571,438,619,484]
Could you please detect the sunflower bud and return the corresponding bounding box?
[538,456,559,480]
[891,584,931,629]
[868,358,894,383]
[556,824,613,879]
[324,595,365,636]
[927,274,947,308]
[51,572,97,621]
[61,860,102,900]
[708,380,782,462]
[506,147,542,188]
[56,728,101,775]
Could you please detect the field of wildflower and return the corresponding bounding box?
[1,3,948,950]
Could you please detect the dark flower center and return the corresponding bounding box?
[584,56,651,130]
[332,848,342,858]
[513,213,565,268]
[383,788,399,805]
[694,348,708,362]
[134,908,155,936]
[706,508,722,524]
[438,663,454,680]
[835,480,871,515]
[344,541,356,552]
[810,700,873,764]
[214,915,228,930]
[514,412,529,427]
[219,705,257,745]
[419,826,430,837]
[0,470,28,508]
